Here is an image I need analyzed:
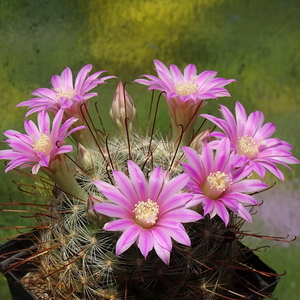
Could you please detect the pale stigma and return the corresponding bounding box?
[175,76,198,96]
[237,135,259,159]
[33,134,53,155]
[133,199,159,229]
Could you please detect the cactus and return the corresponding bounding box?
[1,61,298,300]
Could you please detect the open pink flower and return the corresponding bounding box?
[201,102,300,180]
[0,109,85,174]
[134,60,235,145]
[181,138,267,225]
[134,59,235,102]
[93,160,202,265]
[16,64,116,117]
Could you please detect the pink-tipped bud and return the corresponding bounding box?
[86,195,109,225]
[189,129,211,153]
[110,82,136,136]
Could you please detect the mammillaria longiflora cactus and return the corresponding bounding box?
[0,61,299,300]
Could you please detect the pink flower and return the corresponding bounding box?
[201,102,300,180]
[134,60,235,145]
[0,109,85,174]
[16,64,116,117]
[134,59,235,102]
[181,138,267,225]
[93,160,202,265]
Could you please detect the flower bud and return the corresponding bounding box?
[110,82,136,137]
[189,128,211,153]
[77,143,95,170]
[85,195,109,225]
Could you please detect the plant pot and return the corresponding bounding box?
[235,243,280,299]
[0,234,280,300]
[0,233,37,300]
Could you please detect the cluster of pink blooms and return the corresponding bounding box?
[0,61,299,264]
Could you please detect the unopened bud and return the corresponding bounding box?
[77,143,95,170]
[110,82,136,136]
[189,129,211,153]
[86,195,109,225]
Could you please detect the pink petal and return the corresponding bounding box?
[213,201,229,226]
[137,230,154,258]
[214,138,231,171]
[158,224,191,246]
[219,105,237,138]
[24,120,39,139]
[115,224,142,255]
[235,101,247,136]
[75,64,93,91]
[201,113,235,141]
[93,180,134,210]
[51,74,63,89]
[162,208,202,223]
[201,141,214,174]
[245,111,264,137]
[50,109,64,138]
[181,162,202,184]
[32,163,41,174]
[196,70,217,87]
[93,203,131,218]
[183,64,197,81]
[31,88,57,100]
[229,180,267,193]
[61,67,73,90]
[255,122,276,140]
[104,219,135,231]
[127,160,147,202]
[159,193,193,215]
[156,173,189,206]
[150,226,172,251]
[113,169,139,204]
[182,146,203,175]
[169,64,183,82]
[153,238,170,265]
[148,166,164,201]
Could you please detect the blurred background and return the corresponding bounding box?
[1,0,300,298]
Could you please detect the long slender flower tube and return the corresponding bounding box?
[134,59,235,145]
[181,138,268,225]
[0,109,87,198]
[16,65,116,149]
[201,102,300,180]
[93,160,202,265]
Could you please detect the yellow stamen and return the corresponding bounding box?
[133,199,159,229]
[55,88,76,101]
[237,135,259,159]
[33,134,53,155]
[175,76,198,96]
[207,171,232,192]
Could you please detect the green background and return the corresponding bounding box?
[1,0,300,299]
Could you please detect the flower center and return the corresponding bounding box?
[33,134,53,155]
[133,199,159,229]
[237,135,259,159]
[204,171,232,200]
[55,88,76,101]
[175,76,198,96]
